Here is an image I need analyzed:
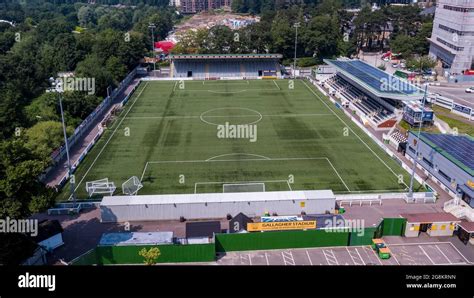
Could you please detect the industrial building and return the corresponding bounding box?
[100,190,336,222]
[406,132,474,204]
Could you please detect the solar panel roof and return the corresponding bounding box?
[326,59,423,97]
[418,132,474,175]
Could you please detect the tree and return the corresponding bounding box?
[75,54,113,97]
[106,56,128,85]
[77,5,95,28]
[139,247,161,265]
[270,12,294,58]
[406,55,436,71]
[390,34,415,58]
[24,120,73,160]
[24,93,60,125]
[0,139,53,218]
[52,33,79,72]
[413,22,433,55]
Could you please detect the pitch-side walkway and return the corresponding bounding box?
[43,78,142,188]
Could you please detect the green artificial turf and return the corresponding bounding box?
[57,79,420,200]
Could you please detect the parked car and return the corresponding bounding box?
[465,87,474,93]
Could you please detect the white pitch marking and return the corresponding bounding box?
[286,180,293,191]
[326,158,350,192]
[74,82,149,193]
[302,80,409,188]
[273,80,281,90]
[265,252,270,265]
[140,162,150,182]
[125,113,333,120]
[206,153,271,162]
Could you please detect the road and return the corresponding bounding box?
[360,51,474,109]
[428,85,474,109]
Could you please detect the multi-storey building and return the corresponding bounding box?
[429,0,474,75]
[175,0,232,14]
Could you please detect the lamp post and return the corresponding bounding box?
[49,77,76,205]
[148,23,156,73]
[293,22,301,79]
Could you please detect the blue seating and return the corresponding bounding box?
[173,60,278,78]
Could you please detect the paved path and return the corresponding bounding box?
[43,78,142,189]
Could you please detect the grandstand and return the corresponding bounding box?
[169,54,283,79]
[323,59,426,129]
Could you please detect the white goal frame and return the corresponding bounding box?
[122,176,143,195]
[86,178,116,197]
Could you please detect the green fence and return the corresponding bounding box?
[72,243,215,265]
[381,218,406,236]
[72,217,408,264]
[215,229,350,252]
[348,227,377,246]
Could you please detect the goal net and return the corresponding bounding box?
[223,183,265,193]
[122,176,143,195]
[86,178,116,197]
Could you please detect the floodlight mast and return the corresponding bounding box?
[408,84,428,199]
[149,23,156,72]
[293,22,301,79]
[49,77,76,206]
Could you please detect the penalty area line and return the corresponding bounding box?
[74,82,149,194]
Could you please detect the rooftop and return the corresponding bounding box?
[186,221,221,238]
[324,59,425,101]
[99,232,174,246]
[411,132,474,176]
[401,212,460,223]
[170,54,283,60]
[101,190,335,206]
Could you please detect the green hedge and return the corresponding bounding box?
[215,229,350,252]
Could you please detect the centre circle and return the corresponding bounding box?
[200,107,263,126]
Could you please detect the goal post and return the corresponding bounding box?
[86,178,116,197]
[122,176,143,195]
[223,183,265,193]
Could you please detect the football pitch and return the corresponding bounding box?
[58,79,421,200]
